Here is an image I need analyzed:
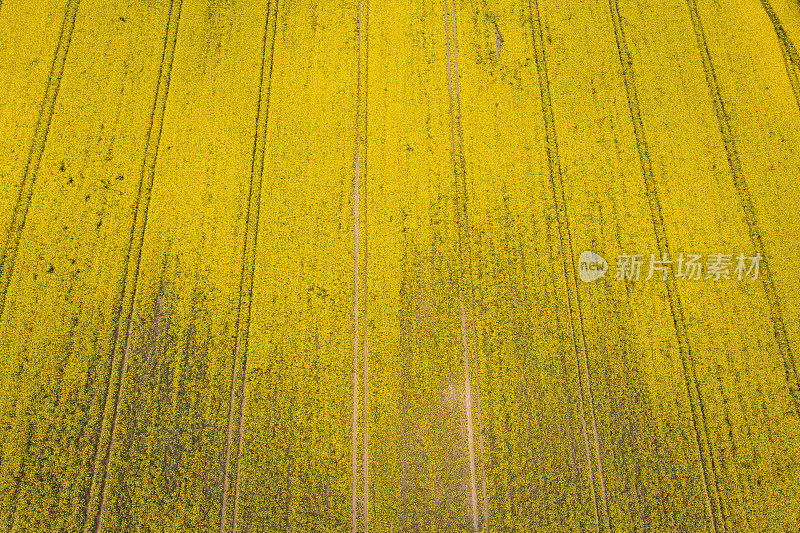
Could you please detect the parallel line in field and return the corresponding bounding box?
[688,0,800,524]
[81,1,183,531]
[0,0,81,320]
[692,0,800,412]
[607,0,725,530]
[232,0,280,526]
[362,180,370,532]
[351,0,366,528]
[530,190,584,510]
[526,0,611,529]
[3,0,83,498]
[361,1,370,530]
[758,0,800,110]
[467,221,489,532]
[714,371,752,529]
[443,1,479,530]
[219,1,279,531]
[451,0,490,526]
[687,0,800,416]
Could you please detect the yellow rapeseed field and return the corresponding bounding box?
[0,0,798,530]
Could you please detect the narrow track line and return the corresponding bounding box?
[526,0,610,529]
[361,2,370,531]
[606,0,725,530]
[362,213,369,533]
[230,368,248,533]
[758,0,800,110]
[0,0,81,321]
[467,261,489,532]
[351,0,367,528]
[81,1,183,531]
[685,0,799,416]
[219,2,279,531]
[448,0,490,527]
[444,1,479,530]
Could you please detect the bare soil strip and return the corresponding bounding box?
[444,1,480,530]
[351,0,367,529]
[447,0,491,526]
[361,3,370,530]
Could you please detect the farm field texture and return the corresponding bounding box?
[1,0,799,530]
